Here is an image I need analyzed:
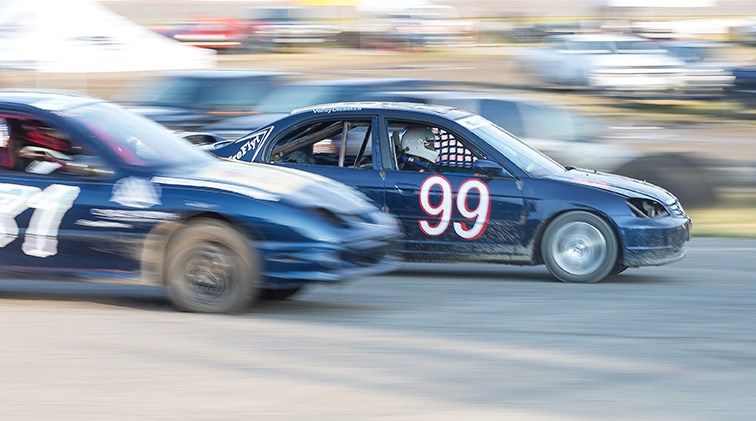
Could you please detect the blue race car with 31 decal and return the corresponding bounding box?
[0,91,400,313]
[208,102,691,283]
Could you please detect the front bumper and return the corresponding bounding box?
[616,215,691,267]
[589,71,685,92]
[257,236,400,288]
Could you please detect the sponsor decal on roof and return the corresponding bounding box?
[310,105,363,114]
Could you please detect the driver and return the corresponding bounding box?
[20,121,71,153]
[398,126,437,172]
[15,120,72,173]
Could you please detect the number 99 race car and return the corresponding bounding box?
[208,102,692,283]
[0,91,400,313]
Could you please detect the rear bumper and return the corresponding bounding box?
[617,216,691,267]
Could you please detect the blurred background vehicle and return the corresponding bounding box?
[199,78,442,140]
[154,18,251,53]
[729,18,756,45]
[363,90,718,208]
[520,34,687,94]
[117,70,286,131]
[244,6,341,52]
[357,4,477,50]
[729,63,756,106]
[658,41,735,95]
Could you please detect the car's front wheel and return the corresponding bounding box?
[541,211,618,283]
[165,218,259,313]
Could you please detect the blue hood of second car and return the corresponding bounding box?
[547,169,678,204]
[157,159,376,215]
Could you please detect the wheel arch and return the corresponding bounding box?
[140,211,262,286]
[531,207,624,266]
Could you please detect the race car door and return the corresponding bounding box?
[381,117,526,261]
[264,115,386,208]
[0,115,128,272]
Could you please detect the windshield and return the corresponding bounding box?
[456,115,565,177]
[62,102,214,167]
[256,85,333,113]
[122,77,202,108]
[614,40,664,53]
[569,41,612,53]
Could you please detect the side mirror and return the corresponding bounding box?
[472,159,507,177]
[177,131,227,146]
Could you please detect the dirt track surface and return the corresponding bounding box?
[1,237,755,420]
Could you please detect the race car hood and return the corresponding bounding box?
[158,160,375,214]
[547,169,678,205]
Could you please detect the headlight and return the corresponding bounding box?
[627,198,668,218]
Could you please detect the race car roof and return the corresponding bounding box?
[291,101,473,120]
[0,90,102,111]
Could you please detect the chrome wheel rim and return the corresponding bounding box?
[551,222,607,276]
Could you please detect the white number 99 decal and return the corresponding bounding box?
[418,175,453,236]
[418,176,491,240]
[453,179,491,240]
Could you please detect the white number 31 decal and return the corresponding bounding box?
[418,176,490,240]
[0,183,81,258]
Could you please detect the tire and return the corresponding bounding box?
[258,286,305,301]
[164,218,259,313]
[541,211,619,283]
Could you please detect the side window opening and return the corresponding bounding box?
[388,120,480,173]
[0,116,105,177]
[271,119,374,169]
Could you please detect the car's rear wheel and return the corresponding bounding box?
[165,218,259,313]
[258,286,305,301]
[541,211,618,283]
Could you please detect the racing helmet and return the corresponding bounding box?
[400,127,437,163]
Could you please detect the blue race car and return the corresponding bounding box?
[0,91,399,313]
[209,102,691,283]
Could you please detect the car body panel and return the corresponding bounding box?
[0,91,399,288]
[211,102,691,269]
